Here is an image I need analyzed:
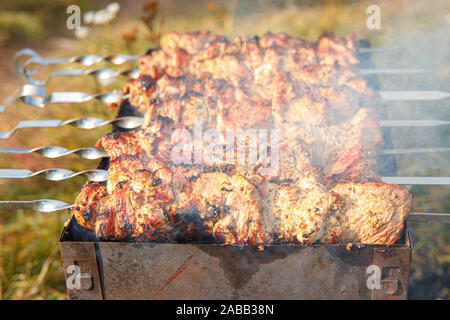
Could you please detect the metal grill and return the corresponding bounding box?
[0,43,448,299]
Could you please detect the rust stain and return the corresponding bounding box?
[152,254,194,298]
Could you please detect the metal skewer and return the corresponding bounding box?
[0,200,74,213]
[19,84,128,108]
[360,68,429,75]
[14,47,391,75]
[18,85,450,109]
[0,116,144,139]
[379,90,450,101]
[381,177,450,185]
[23,67,140,86]
[0,146,448,160]
[0,168,108,182]
[407,212,450,224]
[379,120,450,127]
[14,48,139,74]
[22,66,429,86]
[0,147,108,159]
[0,166,447,186]
[358,46,395,54]
[0,115,445,141]
[1,199,449,224]
[382,147,450,155]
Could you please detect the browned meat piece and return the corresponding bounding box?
[282,45,317,69]
[287,65,366,92]
[316,32,359,66]
[270,174,341,244]
[129,166,175,241]
[138,116,176,163]
[195,54,249,87]
[180,91,212,128]
[242,38,264,70]
[268,179,411,245]
[73,182,107,230]
[96,130,141,159]
[139,39,190,79]
[157,94,183,125]
[107,155,146,193]
[160,31,225,55]
[123,75,156,114]
[319,86,365,125]
[153,75,188,99]
[328,145,380,185]
[259,32,311,50]
[94,197,116,240]
[176,32,209,54]
[216,96,272,131]
[187,172,268,244]
[329,182,411,245]
[274,138,315,182]
[253,47,282,98]
[110,180,135,239]
[273,95,327,128]
[288,65,337,87]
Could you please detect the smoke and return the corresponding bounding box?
[369,8,450,180]
[344,1,450,210]
[230,0,449,193]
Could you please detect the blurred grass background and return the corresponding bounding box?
[0,0,448,299]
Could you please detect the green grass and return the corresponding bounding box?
[0,0,449,299]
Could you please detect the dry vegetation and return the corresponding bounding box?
[0,0,448,299]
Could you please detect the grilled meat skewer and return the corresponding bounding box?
[3,145,448,160]
[4,200,449,224]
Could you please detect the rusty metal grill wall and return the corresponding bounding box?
[60,218,412,300]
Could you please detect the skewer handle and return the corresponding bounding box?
[0,168,108,182]
[14,48,139,74]
[0,146,108,159]
[408,212,450,224]
[24,67,139,86]
[0,116,143,140]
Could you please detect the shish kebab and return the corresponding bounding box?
[0,200,448,224]
[14,48,429,87]
[11,84,450,111]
